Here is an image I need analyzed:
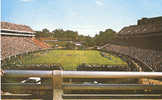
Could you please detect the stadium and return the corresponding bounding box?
[1,16,162,99]
[1,17,162,71]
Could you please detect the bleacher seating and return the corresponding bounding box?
[1,36,41,60]
[1,22,50,60]
[1,22,34,32]
[119,16,162,35]
[105,44,162,71]
[105,17,162,72]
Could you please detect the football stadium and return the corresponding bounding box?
[1,16,162,99]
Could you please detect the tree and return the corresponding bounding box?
[42,28,50,33]
[94,29,116,46]
[52,29,79,41]
[35,27,116,48]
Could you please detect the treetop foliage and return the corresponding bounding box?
[35,28,116,46]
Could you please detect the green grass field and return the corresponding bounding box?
[14,50,127,70]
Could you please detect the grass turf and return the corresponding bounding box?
[13,50,127,70]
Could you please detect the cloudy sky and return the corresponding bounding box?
[2,0,162,36]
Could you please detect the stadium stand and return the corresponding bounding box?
[105,16,162,72]
[118,16,162,35]
[1,22,34,32]
[105,44,162,71]
[31,37,49,49]
[1,22,49,60]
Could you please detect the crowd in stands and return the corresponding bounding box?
[138,16,162,25]
[1,36,41,60]
[31,37,50,49]
[119,23,162,35]
[1,22,34,33]
[110,17,162,72]
[119,17,162,35]
[105,44,162,71]
[1,22,50,61]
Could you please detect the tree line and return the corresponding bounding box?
[35,28,116,47]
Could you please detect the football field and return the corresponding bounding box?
[14,50,127,70]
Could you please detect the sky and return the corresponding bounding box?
[1,0,162,36]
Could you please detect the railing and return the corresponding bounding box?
[2,70,162,100]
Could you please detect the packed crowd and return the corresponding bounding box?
[1,36,41,60]
[138,16,162,25]
[105,44,162,71]
[1,22,34,33]
[119,23,162,35]
[118,17,162,35]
